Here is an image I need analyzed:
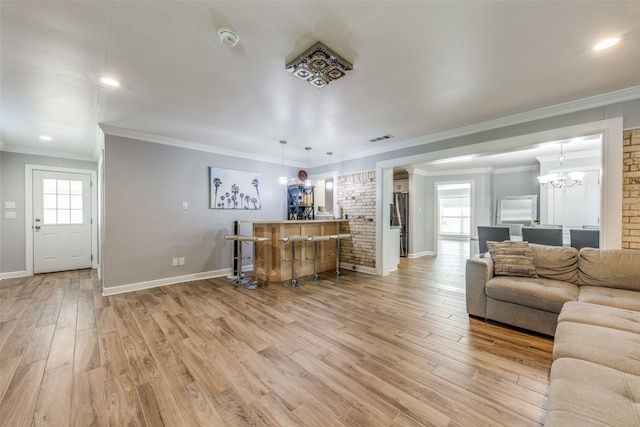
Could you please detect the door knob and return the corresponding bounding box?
[35,225,41,230]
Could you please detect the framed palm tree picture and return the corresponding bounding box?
[209,167,262,210]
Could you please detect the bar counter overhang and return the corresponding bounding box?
[242,220,347,283]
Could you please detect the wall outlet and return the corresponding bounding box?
[178,257,185,266]
[172,258,179,266]
[182,201,188,210]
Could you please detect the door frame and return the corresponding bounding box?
[25,165,98,276]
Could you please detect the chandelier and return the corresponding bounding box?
[538,144,585,188]
[286,42,353,88]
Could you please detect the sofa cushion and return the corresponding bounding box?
[553,321,640,376]
[558,301,640,334]
[486,240,537,278]
[529,243,579,284]
[578,248,640,291]
[485,276,578,313]
[578,286,640,311]
[545,357,640,427]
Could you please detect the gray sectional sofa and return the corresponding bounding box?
[465,244,640,426]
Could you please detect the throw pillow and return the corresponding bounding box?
[487,240,538,278]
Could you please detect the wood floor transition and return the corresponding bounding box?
[0,239,552,426]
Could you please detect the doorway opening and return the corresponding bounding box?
[436,182,471,259]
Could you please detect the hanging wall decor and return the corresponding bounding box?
[210,167,262,210]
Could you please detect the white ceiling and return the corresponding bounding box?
[1,1,639,168]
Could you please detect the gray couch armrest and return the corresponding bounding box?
[465,256,494,318]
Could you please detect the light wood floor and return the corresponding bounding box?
[0,240,552,426]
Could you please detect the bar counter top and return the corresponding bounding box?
[247,219,347,282]
[241,219,345,224]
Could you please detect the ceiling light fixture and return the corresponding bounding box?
[100,77,120,87]
[279,140,288,184]
[593,37,621,51]
[326,152,334,190]
[304,147,312,187]
[286,42,353,89]
[218,27,240,47]
[39,135,52,141]
[538,144,585,188]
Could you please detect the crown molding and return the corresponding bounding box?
[0,145,97,162]
[99,124,306,168]
[338,85,640,164]
[493,165,539,174]
[413,167,495,177]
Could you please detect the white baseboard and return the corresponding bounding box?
[408,251,435,258]
[0,271,27,280]
[340,263,376,275]
[102,268,232,296]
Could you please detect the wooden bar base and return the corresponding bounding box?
[244,220,345,283]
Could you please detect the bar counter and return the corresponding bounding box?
[242,220,346,282]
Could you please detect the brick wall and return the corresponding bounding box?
[623,128,640,250]
[337,171,376,268]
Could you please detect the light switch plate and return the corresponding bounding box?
[4,201,16,209]
[182,202,188,210]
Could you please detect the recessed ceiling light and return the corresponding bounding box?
[39,135,52,141]
[593,37,621,51]
[100,77,120,87]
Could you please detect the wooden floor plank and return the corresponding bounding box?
[0,240,553,426]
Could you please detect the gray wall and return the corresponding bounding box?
[493,168,541,222]
[0,152,97,274]
[103,135,292,289]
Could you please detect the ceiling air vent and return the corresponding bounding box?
[369,134,394,142]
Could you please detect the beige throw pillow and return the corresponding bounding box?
[487,240,538,278]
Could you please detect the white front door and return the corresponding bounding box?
[33,170,92,274]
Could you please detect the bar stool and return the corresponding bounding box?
[329,233,352,277]
[238,236,270,289]
[279,235,309,288]
[224,235,250,285]
[305,235,331,282]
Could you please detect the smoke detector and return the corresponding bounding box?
[218,27,240,47]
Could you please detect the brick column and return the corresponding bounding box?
[337,171,376,268]
[623,128,640,250]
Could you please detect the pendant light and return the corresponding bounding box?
[304,147,312,187]
[325,151,334,190]
[279,140,288,184]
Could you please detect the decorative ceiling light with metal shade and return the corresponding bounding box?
[538,144,585,188]
[286,42,353,88]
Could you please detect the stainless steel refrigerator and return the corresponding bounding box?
[392,192,409,258]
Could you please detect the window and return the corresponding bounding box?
[438,183,471,236]
[42,178,83,225]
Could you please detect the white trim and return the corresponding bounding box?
[340,263,376,276]
[493,165,539,174]
[416,167,495,177]
[25,165,98,276]
[340,85,640,164]
[102,268,232,296]
[408,251,434,258]
[0,271,27,280]
[99,124,306,169]
[97,87,640,168]
[2,145,96,162]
